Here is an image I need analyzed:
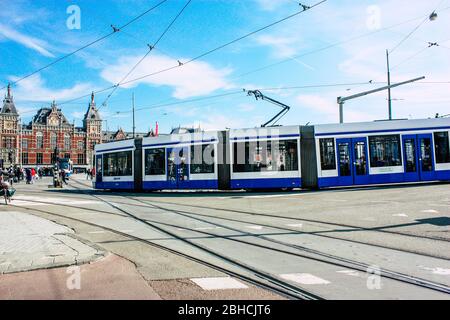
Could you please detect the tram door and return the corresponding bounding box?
[336,138,370,185]
[95,155,103,184]
[402,134,435,182]
[167,147,190,189]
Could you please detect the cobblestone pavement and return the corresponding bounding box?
[0,210,104,274]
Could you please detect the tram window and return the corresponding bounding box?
[434,132,450,164]
[191,144,215,174]
[103,151,133,177]
[319,139,336,171]
[369,135,402,168]
[145,148,166,175]
[233,140,298,173]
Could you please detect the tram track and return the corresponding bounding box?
[12,179,450,298]
[66,180,450,297]
[121,195,450,296]
[11,184,323,300]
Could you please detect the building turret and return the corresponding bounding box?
[83,92,102,166]
[1,84,18,115]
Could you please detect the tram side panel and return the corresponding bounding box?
[94,139,136,190]
[313,118,450,188]
[141,131,221,191]
[229,126,302,190]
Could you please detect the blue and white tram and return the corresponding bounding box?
[142,131,222,191]
[93,117,450,192]
[310,118,450,188]
[94,139,135,190]
[229,126,302,189]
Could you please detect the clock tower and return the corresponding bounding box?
[0,84,19,167]
[83,92,102,167]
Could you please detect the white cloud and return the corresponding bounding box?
[256,35,299,59]
[100,53,234,99]
[0,23,54,58]
[10,74,94,103]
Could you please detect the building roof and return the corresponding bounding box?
[102,129,152,142]
[31,101,71,126]
[1,84,18,115]
[84,92,101,122]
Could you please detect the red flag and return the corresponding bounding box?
[155,122,159,137]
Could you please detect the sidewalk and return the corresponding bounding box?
[0,211,104,274]
[0,210,161,300]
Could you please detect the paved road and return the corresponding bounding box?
[4,175,450,300]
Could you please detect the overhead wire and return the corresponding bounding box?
[1,0,169,91]
[99,0,193,110]
[57,0,327,107]
[389,0,446,53]
[231,8,450,80]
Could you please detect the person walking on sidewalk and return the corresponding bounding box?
[0,175,12,205]
[61,170,68,185]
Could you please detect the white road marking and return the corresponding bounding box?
[119,230,134,233]
[217,194,304,200]
[190,277,248,290]
[88,231,106,234]
[419,266,450,276]
[280,273,330,285]
[245,225,264,231]
[393,214,409,217]
[194,227,222,231]
[421,209,439,214]
[14,196,99,206]
[286,224,303,228]
[337,270,361,277]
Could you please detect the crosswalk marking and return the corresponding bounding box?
[190,277,248,290]
[280,273,330,285]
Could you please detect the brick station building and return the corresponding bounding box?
[0,85,102,171]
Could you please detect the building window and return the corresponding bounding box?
[51,153,57,164]
[103,151,133,177]
[3,137,15,149]
[50,133,57,150]
[191,145,215,174]
[22,139,28,150]
[77,154,86,165]
[369,135,402,168]
[78,141,85,150]
[145,148,166,176]
[36,132,44,149]
[434,132,450,164]
[233,140,299,173]
[37,153,43,165]
[22,153,29,165]
[64,153,71,160]
[319,138,336,171]
[64,134,71,150]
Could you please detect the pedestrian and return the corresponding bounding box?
[87,168,91,180]
[61,169,68,185]
[25,168,32,184]
[15,167,21,183]
[8,167,14,187]
[31,168,36,183]
[0,175,11,205]
[91,167,96,180]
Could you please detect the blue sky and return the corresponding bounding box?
[1,0,450,133]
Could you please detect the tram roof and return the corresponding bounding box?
[313,117,450,136]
